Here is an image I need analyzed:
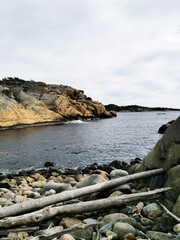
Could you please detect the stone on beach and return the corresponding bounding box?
[142,203,163,217]
[76,174,107,188]
[113,222,136,239]
[40,181,73,194]
[110,169,129,179]
[60,234,75,240]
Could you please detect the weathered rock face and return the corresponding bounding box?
[134,115,180,217]
[0,77,114,130]
[139,116,180,171]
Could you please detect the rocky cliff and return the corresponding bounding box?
[0,77,116,130]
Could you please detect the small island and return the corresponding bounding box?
[105,104,180,112]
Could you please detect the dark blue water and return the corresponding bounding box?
[0,111,180,173]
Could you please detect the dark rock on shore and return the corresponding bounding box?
[0,77,116,130]
[158,120,175,134]
[105,104,180,112]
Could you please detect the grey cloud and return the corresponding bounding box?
[0,0,180,108]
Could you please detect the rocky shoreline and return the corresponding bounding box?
[0,160,180,240]
[0,77,116,131]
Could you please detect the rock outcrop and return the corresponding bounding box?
[158,120,175,134]
[133,115,180,217]
[0,77,115,130]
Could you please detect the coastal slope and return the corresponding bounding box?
[0,77,115,130]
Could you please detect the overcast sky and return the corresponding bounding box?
[1,1,180,108]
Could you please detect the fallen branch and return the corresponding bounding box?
[0,187,171,229]
[0,168,164,219]
[157,200,180,223]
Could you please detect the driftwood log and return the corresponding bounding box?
[0,168,164,219]
[0,187,171,228]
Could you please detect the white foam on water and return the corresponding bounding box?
[65,120,86,124]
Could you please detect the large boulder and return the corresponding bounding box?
[136,116,180,217]
[140,116,180,171]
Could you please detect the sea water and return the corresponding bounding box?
[0,111,180,173]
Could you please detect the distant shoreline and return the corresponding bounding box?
[105,104,180,112]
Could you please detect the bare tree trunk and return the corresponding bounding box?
[0,187,171,229]
[0,168,164,219]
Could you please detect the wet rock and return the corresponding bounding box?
[152,214,175,232]
[47,176,59,182]
[172,194,180,218]
[103,213,130,224]
[2,192,15,200]
[146,230,176,240]
[173,223,180,233]
[45,189,56,196]
[110,169,129,179]
[0,188,11,193]
[99,223,113,234]
[44,161,55,168]
[25,176,34,183]
[56,175,63,183]
[51,171,59,177]
[70,226,93,240]
[0,182,12,189]
[14,195,29,203]
[40,181,72,194]
[83,218,97,224]
[109,160,123,169]
[135,222,148,233]
[108,184,131,195]
[27,192,41,198]
[92,169,109,179]
[0,173,6,181]
[35,226,63,238]
[76,174,107,188]
[99,165,116,174]
[108,190,124,198]
[0,197,8,206]
[60,217,93,240]
[113,222,136,239]
[64,168,82,176]
[30,173,40,179]
[63,177,76,184]
[36,175,47,182]
[158,120,175,134]
[106,230,118,239]
[60,234,75,240]
[142,203,163,217]
[60,217,83,228]
[31,180,46,188]
[7,231,29,240]
[147,211,158,220]
[124,233,137,240]
[140,217,154,227]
